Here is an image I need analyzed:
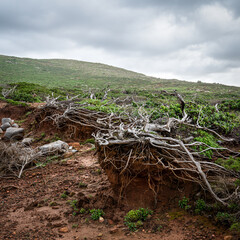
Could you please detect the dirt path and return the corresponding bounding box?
[0,144,232,240]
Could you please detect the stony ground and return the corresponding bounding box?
[0,143,235,240]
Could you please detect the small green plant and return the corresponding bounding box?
[72,211,77,216]
[36,155,59,168]
[230,222,240,233]
[41,132,46,138]
[90,209,105,220]
[234,179,240,187]
[125,221,137,231]
[79,208,86,214]
[72,224,78,228]
[68,199,79,215]
[52,133,61,141]
[82,138,95,144]
[125,208,153,222]
[25,111,32,117]
[195,199,207,214]
[157,225,163,232]
[61,191,68,199]
[49,201,58,206]
[124,208,153,231]
[179,197,191,210]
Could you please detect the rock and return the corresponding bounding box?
[97,233,103,237]
[22,138,34,146]
[99,217,104,223]
[2,118,12,125]
[0,128,3,134]
[12,123,19,128]
[59,227,69,233]
[39,140,69,154]
[224,236,233,240]
[1,122,11,131]
[4,127,24,140]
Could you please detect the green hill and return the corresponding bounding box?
[0,54,239,102]
[0,54,161,89]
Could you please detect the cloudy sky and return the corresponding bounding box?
[0,0,240,87]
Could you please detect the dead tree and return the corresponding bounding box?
[93,92,240,206]
[36,93,240,206]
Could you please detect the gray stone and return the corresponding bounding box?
[1,122,11,131]
[39,140,69,154]
[2,118,12,125]
[4,127,24,140]
[22,137,34,146]
[12,123,19,128]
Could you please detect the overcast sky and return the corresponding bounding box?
[0,0,240,87]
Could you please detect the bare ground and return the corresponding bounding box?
[0,146,234,240]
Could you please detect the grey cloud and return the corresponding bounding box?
[0,0,240,86]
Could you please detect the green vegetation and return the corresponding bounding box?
[0,55,240,103]
[179,197,191,210]
[90,209,105,220]
[0,96,29,106]
[179,196,240,233]
[193,130,220,159]
[60,191,68,199]
[194,199,207,214]
[79,208,87,214]
[67,199,87,216]
[0,55,157,90]
[215,212,236,226]
[79,99,121,114]
[230,222,240,233]
[35,155,60,168]
[124,208,153,231]
[216,157,240,172]
[72,224,78,229]
[81,138,95,145]
[68,199,79,216]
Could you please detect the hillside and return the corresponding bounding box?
[0,54,240,102]
[0,54,160,89]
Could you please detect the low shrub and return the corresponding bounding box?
[90,209,105,220]
[124,208,153,231]
[179,197,191,210]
